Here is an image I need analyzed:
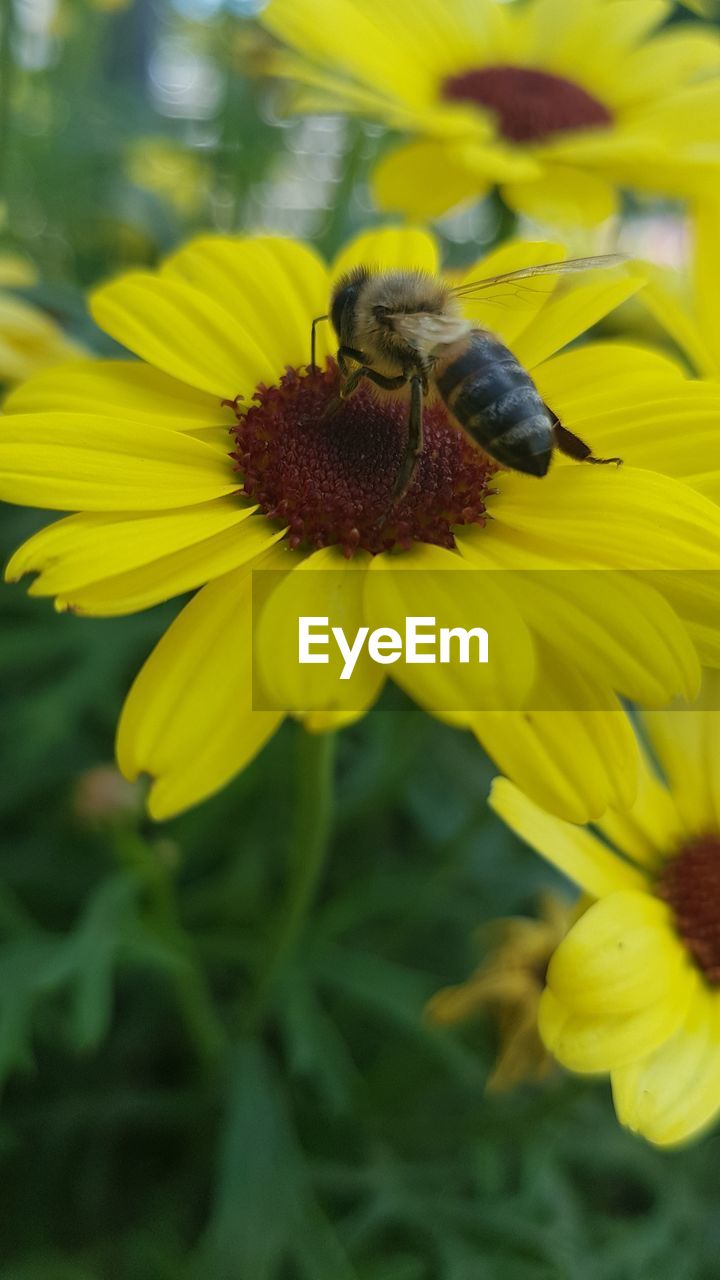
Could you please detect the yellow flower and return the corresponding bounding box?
[125,138,209,220]
[2,227,720,820]
[426,893,574,1091]
[490,677,720,1147]
[260,0,720,225]
[0,256,84,387]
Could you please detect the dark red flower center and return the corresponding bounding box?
[229,362,494,557]
[657,834,720,985]
[442,65,612,144]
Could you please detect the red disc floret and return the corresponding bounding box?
[658,834,720,985]
[229,361,494,557]
[443,65,612,144]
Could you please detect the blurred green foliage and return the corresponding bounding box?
[2,0,720,1275]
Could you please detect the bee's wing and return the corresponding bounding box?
[451,254,626,300]
[386,311,471,348]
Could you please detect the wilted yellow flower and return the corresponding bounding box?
[2,227,720,820]
[427,894,574,1091]
[260,0,720,225]
[490,676,720,1147]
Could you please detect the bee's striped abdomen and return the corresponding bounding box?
[436,331,554,476]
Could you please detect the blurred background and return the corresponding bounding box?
[2,1,720,1277]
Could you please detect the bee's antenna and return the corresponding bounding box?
[310,314,329,374]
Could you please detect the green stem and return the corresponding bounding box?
[243,727,337,1029]
[114,829,227,1068]
[317,120,368,259]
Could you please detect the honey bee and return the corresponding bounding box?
[311,256,623,505]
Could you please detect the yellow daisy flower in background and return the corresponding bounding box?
[125,138,210,220]
[2,226,720,821]
[490,677,720,1147]
[0,255,84,387]
[259,0,720,225]
[426,893,574,1092]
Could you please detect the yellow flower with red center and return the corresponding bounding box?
[2,227,720,820]
[259,0,720,225]
[490,676,720,1147]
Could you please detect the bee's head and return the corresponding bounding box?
[330,266,371,345]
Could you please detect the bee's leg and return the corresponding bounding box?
[337,345,366,375]
[322,364,407,421]
[342,366,407,397]
[547,407,622,467]
[389,373,424,505]
[310,314,329,372]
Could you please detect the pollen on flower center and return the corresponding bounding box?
[657,835,720,984]
[229,361,494,557]
[442,65,613,144]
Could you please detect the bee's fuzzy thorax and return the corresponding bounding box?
[345,270,461,371]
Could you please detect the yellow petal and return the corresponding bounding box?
[4,359,233,431]
[0,414,237,511]
[617,27,720,108]
[692,198,720,378]
[646,570,720,671]
[372,140,491,220]
[629,79,720,145]
[90,273,276,398]
[631,261,718,379]
[475,609,642,820]
[523,0,669,71]
[546,890,689,1015]
[55,515,286,617]
[512,270,644,370]
[489,466,720,570]
[6,497,257,594]
[534,341,687,420]
[161,235,330,373]
[454,240,566,350]
[612,986,720,1147]
[502,165,618,229]
[331,226,440,283]
[261,0,433,109]
[488,778,647,897]
[539,970,693,1073]
[548,391,720,481]
[641,698,720,835]
[117,549,287,819]
[595,744,685,869]
[364,543,536,718]
[253,547,385,722]
[456,550,700,708]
